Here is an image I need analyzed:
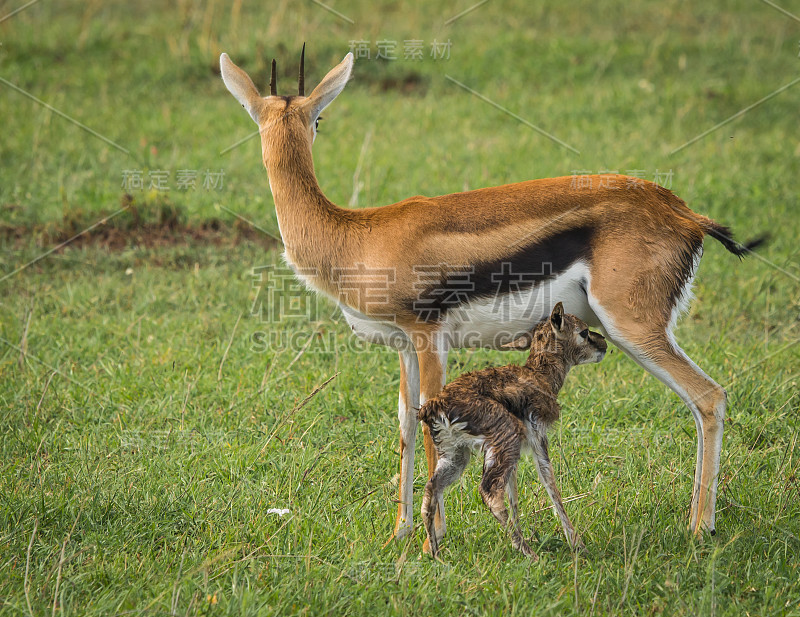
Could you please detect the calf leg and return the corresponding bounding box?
[480,441,533,556]
[421,445,470,558]
[506,467,537,559]
[530,430,583,551]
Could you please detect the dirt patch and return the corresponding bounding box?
[1,195,280,252]
[376,72,426,95]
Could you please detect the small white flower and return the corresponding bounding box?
[125,267,134,275]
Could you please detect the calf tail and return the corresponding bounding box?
[418,398,444,426]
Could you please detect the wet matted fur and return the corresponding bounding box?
[418,303,607,559]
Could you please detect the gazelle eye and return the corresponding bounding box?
[315,116,322,131]
[579,329,589,339]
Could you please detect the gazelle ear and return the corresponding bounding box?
[220,53,262,124]
[502,331,533,350]
[306,52,353,121]
[550,302,565,335]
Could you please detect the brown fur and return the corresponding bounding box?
[418,304,606,558]
[220,50,761,545]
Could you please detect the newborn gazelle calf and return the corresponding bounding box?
[418,303,607,559]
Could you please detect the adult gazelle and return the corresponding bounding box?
[219,47,762,549]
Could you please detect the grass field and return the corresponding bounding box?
[1,1,799,615]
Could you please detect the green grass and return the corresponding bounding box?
[1,0,800,615]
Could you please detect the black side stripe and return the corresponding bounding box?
[409,226,594,322]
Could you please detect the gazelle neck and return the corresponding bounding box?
[525,339,571,393]
[261,121,355,266]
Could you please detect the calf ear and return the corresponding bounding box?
[220,53,262,124]
[550,302,565,335]
[502,331,533,350]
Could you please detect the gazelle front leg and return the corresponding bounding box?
[416,334,449,552]
[393,349,420,540]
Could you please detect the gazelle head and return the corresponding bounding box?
[503,302,608,367]
[219,46,353,164]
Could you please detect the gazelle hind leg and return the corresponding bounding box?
[584,227,730,533]
[689,411,704,531]
[597,321,726,535]
[666,337,726,535]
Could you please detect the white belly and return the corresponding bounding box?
[338,261,596,351]
[442,261,598,349]
[339,304,414,351]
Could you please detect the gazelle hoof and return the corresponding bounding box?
[394,520,414,540]
[382,522,413,548]
[689,520,716,538]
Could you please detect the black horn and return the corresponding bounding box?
[298,43,305,96]
[269,59,277,96]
